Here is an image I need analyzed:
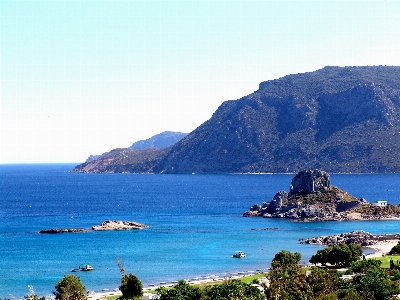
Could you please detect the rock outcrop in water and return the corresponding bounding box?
[244,169,400,221]
[300,230,400,247]
[39,220,148,233]
[92,220,148,231]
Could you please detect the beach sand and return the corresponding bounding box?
[365,239,399,258]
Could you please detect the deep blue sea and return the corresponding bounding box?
[1,164,399,298]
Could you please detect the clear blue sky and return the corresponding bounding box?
[2,0,400,163]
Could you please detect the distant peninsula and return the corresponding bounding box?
[243,169,400,221]
[73,66,400,174]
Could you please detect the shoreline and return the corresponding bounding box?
[364,239,399,258]
[87,270,268,300]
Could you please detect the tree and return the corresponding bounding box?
[156,280,203,300]
[354,266,400,300]
[309,243,361,267]
[120,273,143,300]
[53,274,86,300]
[306,268,340,297]
[389,241,400,255]
[267,250,312,300]
[271,250,302,269]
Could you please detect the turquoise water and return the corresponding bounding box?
[1,164,399,297]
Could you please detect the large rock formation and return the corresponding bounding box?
[289,170,330,195]
[300,231,400,247]
[73,66,400,174]
[244,169,400,221]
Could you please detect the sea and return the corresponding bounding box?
[1,164,399,298]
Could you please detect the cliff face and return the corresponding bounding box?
[73,66,400,174]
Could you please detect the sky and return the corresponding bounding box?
[1,0,400,163]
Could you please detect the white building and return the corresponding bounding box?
[375,200,388,207]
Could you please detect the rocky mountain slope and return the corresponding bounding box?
[75,131,187,172]
[74,147,170,173]
[129,131,187,150]
[73,66,400,174]
[244,169,400,221]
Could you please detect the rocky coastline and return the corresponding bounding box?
[300,230,400,247]
[39,220,148,234]
[244,169,400,221]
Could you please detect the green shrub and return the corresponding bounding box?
[53,274,86,300]
[120,273,143,300]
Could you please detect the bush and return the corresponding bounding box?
[53,274,86,300]
[205,279,264,300]
[351,259,382,273]
[156,280,203,300]
[120,273,143,300]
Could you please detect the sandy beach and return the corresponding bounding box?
[365,239,399,258]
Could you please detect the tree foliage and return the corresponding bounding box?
[351,259,382,273]
[353,266,400,300]
[120,273,143,300]
[271,250,302,269]
[53,274,86,300]
[156,280,203,300]
[205,279,264,300]
[309,243,362,267]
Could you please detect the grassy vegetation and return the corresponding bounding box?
[104,273,268,299]
[375,255,400,268]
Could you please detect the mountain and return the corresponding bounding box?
[73,66,400,174]
[129,131,187,150]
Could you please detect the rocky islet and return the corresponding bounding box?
[244,169,400,221]
[39,220,148,234]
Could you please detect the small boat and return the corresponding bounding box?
[71,264,94,272]
[80,264,94,271]
[232,251,246,258]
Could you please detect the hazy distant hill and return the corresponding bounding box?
[83,131,187,164]
[74,66,400,174]
[130,131,187,150]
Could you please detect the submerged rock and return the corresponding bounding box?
[39,228,91,234]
